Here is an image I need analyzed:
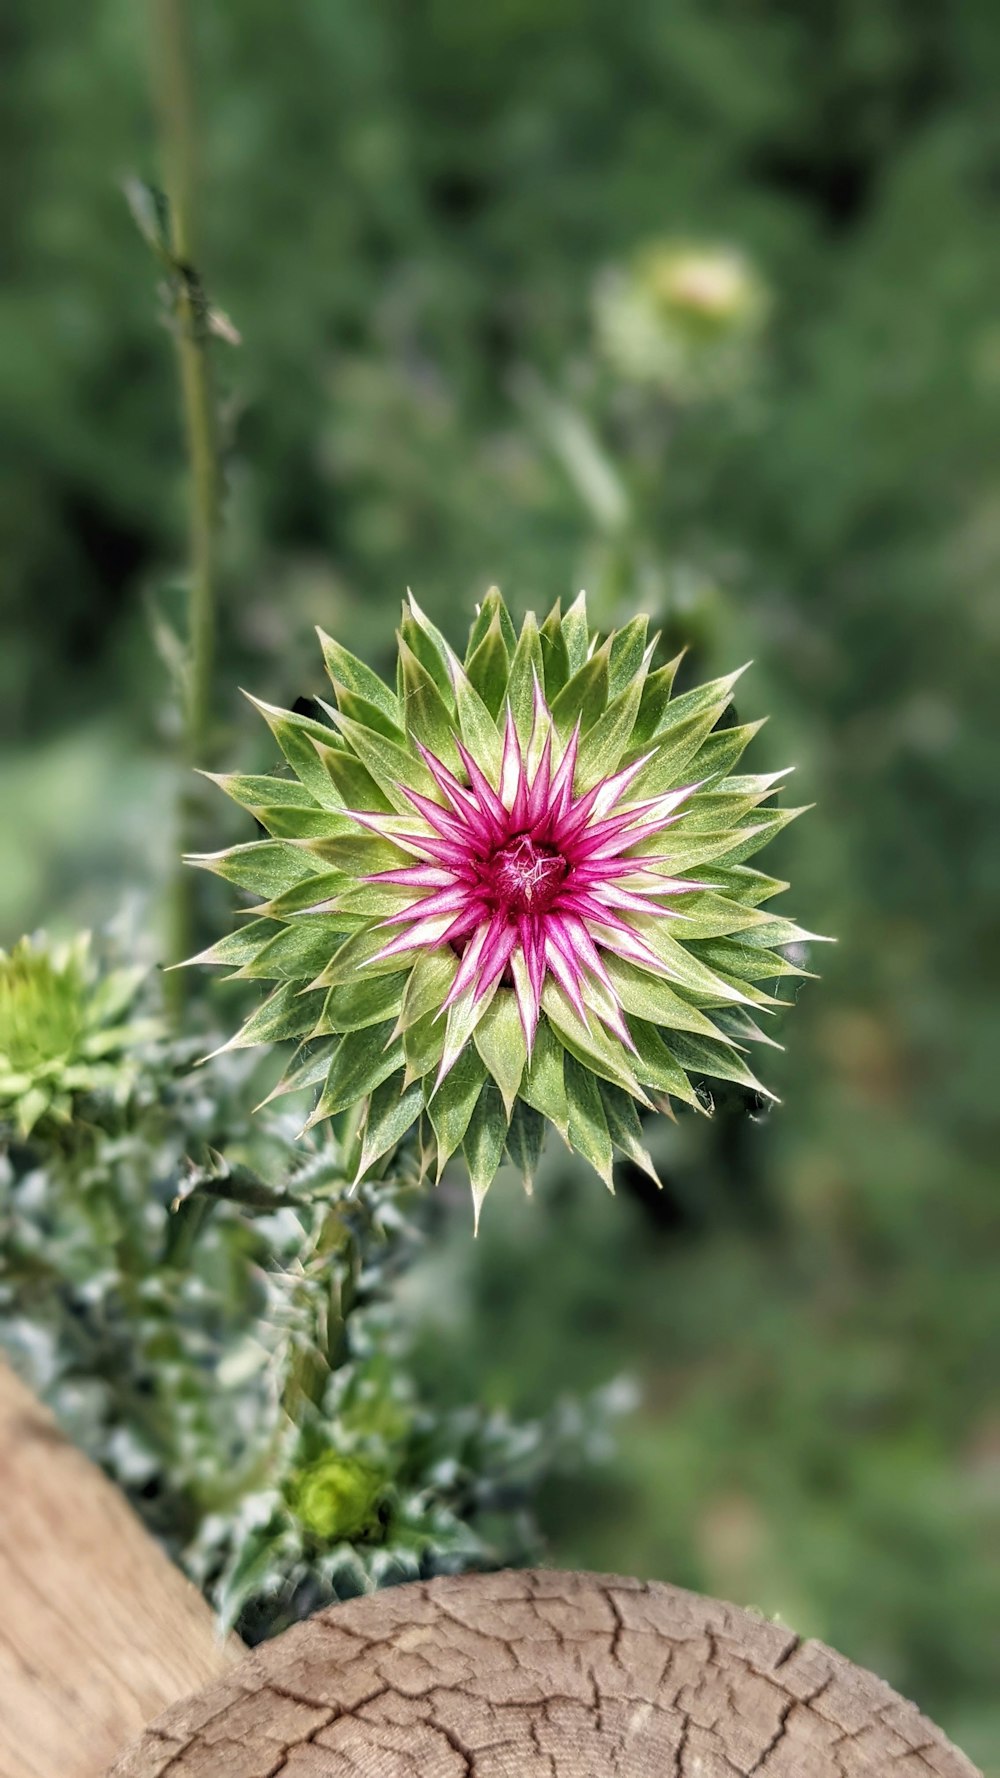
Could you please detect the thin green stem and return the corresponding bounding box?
[150,0,219,994]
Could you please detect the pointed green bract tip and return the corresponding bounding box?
[193,590,824,1216]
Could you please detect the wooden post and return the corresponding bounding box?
[0,1362,241,1778]
[109,1567,982,1777]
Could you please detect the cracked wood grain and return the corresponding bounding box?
[0,1361,241,1778]
[108,1569,982,1777]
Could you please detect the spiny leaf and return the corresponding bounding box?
[608,615,649,697]
[227,982,327,1050]
[549,635,611,735]
[465,611,511,719]
[560,591,590,675]
[317,630,400,725]
[598,1081,660,1184]
[473,989,527,1117]
[505,610,545,745]
[564,1055,615,1189]
[466,586,508,657]
[402,592,454,696]
[505,1099,546,1192]
[308,1021,404,1124]
[538,599,571,700]
[188,841,318,899]
[243,693,342,808]
[518,1019,570,1141]
[463,1081,510,1227]
[356,1071,424,1182]
[316,968,410,1034]
[314,740,395,813]
[428,1045,487,1177]
[331,713,438,812]
[395,949,458,1034]
[398,635,463,768]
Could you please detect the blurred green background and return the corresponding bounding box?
[2,1,998,1766]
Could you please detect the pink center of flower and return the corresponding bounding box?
[482,834,567,916]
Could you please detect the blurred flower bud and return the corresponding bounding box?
[594,240,769,401]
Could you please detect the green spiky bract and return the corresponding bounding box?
[192,591,821,1218]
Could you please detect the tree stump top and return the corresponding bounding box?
[110,1567,981,1778]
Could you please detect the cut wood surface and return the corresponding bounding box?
[110,1566,982,1777]
[0,1360,241,1778]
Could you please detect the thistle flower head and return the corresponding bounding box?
[595,239,769,401]
[0,934,152,1138]
[194,591,821,1217]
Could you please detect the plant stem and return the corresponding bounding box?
[150,0,218,991]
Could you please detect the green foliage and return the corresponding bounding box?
[0,951,608,1639]
[0,933,157,1136]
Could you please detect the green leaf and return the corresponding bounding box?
[541,982,648,1100]
[401,592,454,696]
[651,665,748,740]
[466,586,517,657]
[447,656,503,783]
[244,693,342,808]
[465,611,511,719]
[235,917,345,981]
[506,610,545,745]
[518,1018,570,1140]
[505,1099,546,1192]
[631,653,686,747]
[259,869,352,918]
[317,629,400,725]
[463,1081,510,1226]
[602,956,725,1039]
[709,866,789,908]
[328,682,406,743]
[403,1007,447,1080]
[687,718,767,785]
[248,803,355,841]
[188,918,282,970]
[608,615,649,697]
[356,1070,424,1180]
[319,925,419,985]
[624,918,757,1004]
[473,989,527,1117]
[314,740,395,813]
[188,841,318,899]
[398,636,463,768]
[560,590,590,675]
[574,666,648,789]
[538,599,571,700]
[396,948,458,1032]
[629,1020,702,1108]
[598,1081,660,1184]
[661,1029,776,1100]
[679,773,789,835]
[428,1045,487,1176]
[229,982,327,1049]
[332,714,438,812]
[309,1020,404,1123]
[300,830,410,875]
[629,704,735,799]
[668,891,774,940]
[204,771,323,813]
[564,1055,615,1189]
[549,636,611,735]
[687,936,812,983]
[316,968,410,1034]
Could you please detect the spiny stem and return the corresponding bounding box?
[150,0,219,997]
